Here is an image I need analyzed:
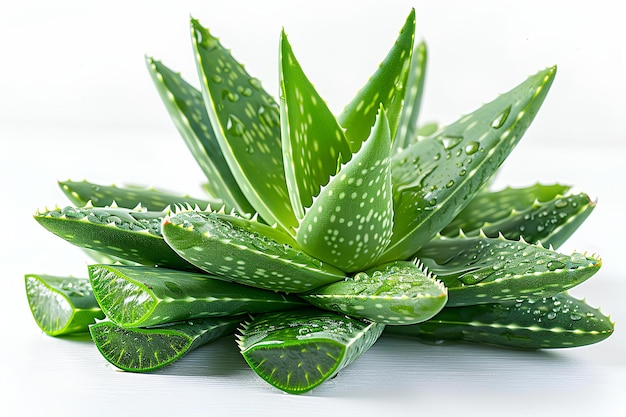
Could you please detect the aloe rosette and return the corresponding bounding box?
[26,9,613,394]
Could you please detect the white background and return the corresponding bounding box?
[1,1,625,416]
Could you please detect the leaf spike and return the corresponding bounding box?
[85,200,94,208]
[478,229,488,239]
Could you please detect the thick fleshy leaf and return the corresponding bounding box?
[146,58,254,216]
[386,292,614,349]
[301,261,447,325]
[162,210,345,293]
[191,19,297,232]
[238,309,385,394]
[34,205,195,271]
[393,41,427,153]
[90,317,239,372]
[25,274,104,336]
[279,30,352,219]
[338,9,415,151]
[440,184,595,249]
[416,235,601,306]
[59,180,218,212]
[380,66,557,263]
[88,265,307,327]
[296,108,393,272]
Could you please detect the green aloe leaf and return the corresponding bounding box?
[34,205,195,271]
[381,67,557,263]
[162,210,345,293]
[25,274,104,336]
[440,184,595,249]
[59,180,218,212]
[146,58,254,216]
[386,292,614,349]
[279,30,352,219]
[90,317,240,372]
[301,261,447,325]
[416,235,601,306]
[88,264,306,328]
[191,18,297,232]
[238,309,385,394]
[339,9,415,151]
[441,183,569,236]
[393,41,428,153]
[296,108,394,272]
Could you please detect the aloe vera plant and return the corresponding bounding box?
[26,9,613,394]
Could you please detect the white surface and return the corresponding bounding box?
[2,1,626,416]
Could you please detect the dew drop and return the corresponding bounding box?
[446,180,455,188]
[226,114,246,137]
[428,198,437,206]
[464,141,480,155]
[547,312,557,320]
[238,86,253,97]
[441,135,463,150]
[459,169,467,177]
[570,314,582,321]
[491,105,512,129]
[554,199,568,209]
[211,74,223,84]
[433,153,441,160]
[222,89,240,102]
[258,104,280,128]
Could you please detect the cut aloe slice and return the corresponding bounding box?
[88,264,307,327]
[417,236,601,306]
[301,261,447,324]
[238,309,385,394]
[440,184,595,249]
[162,210,345,293]
[25,274,104,336]
[382,66,556,263]
[59,180,219,212]
[386,292,614,349]
[90,317,240,372]
[34,205,195,271]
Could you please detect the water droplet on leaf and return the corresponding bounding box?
[491,105,511,129]
[226,114,246,136]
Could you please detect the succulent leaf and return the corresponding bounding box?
[88,264,305,327]
[339,9,415,151]
[301,261,447,325]
[393,41,428,153]
[34,205,196,270]
[386,292,614,349]
[25,274,104,336]
[296,108,394,272]
[238,309,384,394]
[162,210,345,293]
[191,19,297,232]
[146,58,254,215]
[440,185,595,248]
[279,30,352,219]
[416,235,601,306]
[59,180,218,212]
[90,317,240,372]
[381,66,557,262]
